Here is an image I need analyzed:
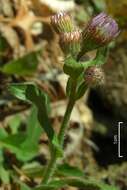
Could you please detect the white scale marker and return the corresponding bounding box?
[118,122,123,158]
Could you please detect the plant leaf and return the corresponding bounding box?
[22,162,44,177]
[66,77,73,97]
[8,83,63,156]
[1,51,40,75]
[25,84,54,140]
[94,47,109,66]
[0,128,8,140]
[34,181,66,190]
[0,150,10,184]
[75,82,87,100]
[0,165,10,184]
[0,107,42,161]
[19,106,43,161]
[9,83,54,140]
[0,133,27,161]
[63,178,119,190]
[35,178,119,190]
[8,83,28,101]
[56,163,84,177]
[0,132,40,162]
[20,183,31,190]
[8,114,22,134]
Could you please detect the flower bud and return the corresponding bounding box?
[51,12,74,33]
[84,66,105,87]
[80,12,119,54]
[59,30,81,55]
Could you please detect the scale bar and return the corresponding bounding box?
[118,122,123,158]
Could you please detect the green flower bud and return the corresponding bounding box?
[50,12,74,33]
[84,66,105,87]
[59,30,81,56]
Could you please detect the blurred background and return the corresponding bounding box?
[0,0,127,189]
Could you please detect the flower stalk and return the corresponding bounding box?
[58,80,77,147]
[42,79,77,184]
[42,147,57,184]
[42,11,119,186]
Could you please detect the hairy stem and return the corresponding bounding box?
[42,80,77,184]
[58,80,77,147]
[42,148,57,184]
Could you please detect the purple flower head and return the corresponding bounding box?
[78,12,120,58]
[51,12,74,33]
[83,12,119,45]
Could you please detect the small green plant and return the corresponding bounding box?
[9,12,120,190]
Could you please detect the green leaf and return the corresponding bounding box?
[0,133,26,153]
[9,114,22,134]
[0,150,4,163]
[26,106,43,142]
[66,77,73,97]
[22,162,44,177]
[9,83,54,140]
[19,182,31,190]
[1,51,40,75]
[94,47,109,66]
[34,185,61,190]
[0,132,39,162]
[26,84,54,140]
[35,178,119,190]
[0,150,10,184]
[56,163,84,177]
[63,178,119,190]
[75,82,87,100]
[19,106,42,161]
[0,107,43,161]
[9,83,63,156]
[34,181,66,190]
[78,47,109,71]
[0,165,10,184]
[8,83,28,101]
[61,178,100,190]
[99,183,120,190]
[0,128,8,140]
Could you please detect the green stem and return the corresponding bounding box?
[58,80,77,147]
[42,147,57,184]
[42,80,77,184]
[58,97,75,147]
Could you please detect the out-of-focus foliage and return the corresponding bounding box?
[106,0,127,27]
[0,51,40,75]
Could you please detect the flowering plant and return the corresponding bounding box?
[9,12,119,190]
